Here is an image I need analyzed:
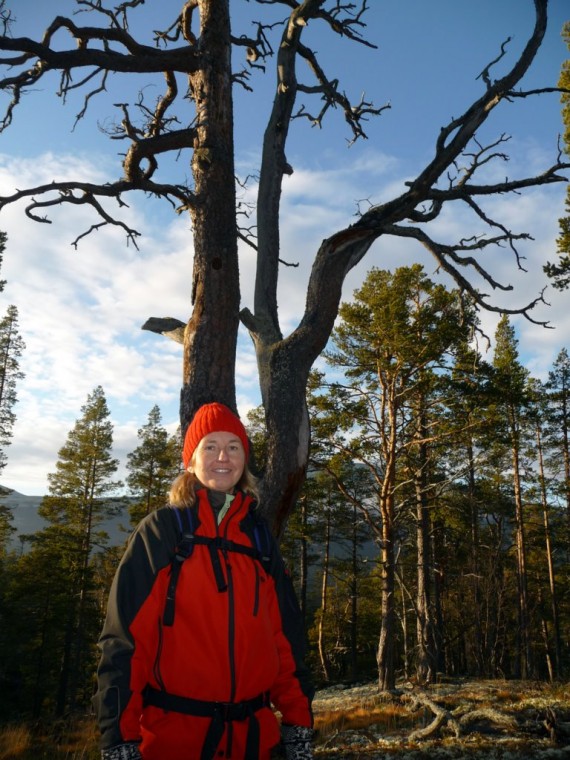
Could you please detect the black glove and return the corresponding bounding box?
[281,724,313,760]
[101,742,142,760]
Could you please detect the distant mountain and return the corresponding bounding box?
[1,486,134,551]
[2,487,379,565]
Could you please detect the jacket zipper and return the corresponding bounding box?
[153,617,167,691]
[223,504,238,704]
[223,505,238,757]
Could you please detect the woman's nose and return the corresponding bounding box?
[217,447,229,461]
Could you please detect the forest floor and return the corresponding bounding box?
[1,679,569,758]
[311,678,570,759]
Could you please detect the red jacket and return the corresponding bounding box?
[94,489,313,759]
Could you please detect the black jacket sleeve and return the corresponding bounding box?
[93,508,178,749]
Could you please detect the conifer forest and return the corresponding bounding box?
[1,265,570,742]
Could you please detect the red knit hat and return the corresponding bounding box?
[182,402,249,469]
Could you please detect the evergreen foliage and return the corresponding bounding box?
[290,266,570,687]
[0,387,123,720]
[126,405,180,525]
[2,269,570,728]
[544,22,570,288]
[0,303,25,475]
[0,302,25,662]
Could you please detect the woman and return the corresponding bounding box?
[94,402,314,760]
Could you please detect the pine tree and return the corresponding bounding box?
[126,405,180,525]
[545,22,570,289]
[442,342,495,675]
[0,304,25,558]
[492,316,533,678]
[545,348,570,534]
[319,264,475,689]
[0,304,25,474]
[526,378,563,679]
[39,385,122,715]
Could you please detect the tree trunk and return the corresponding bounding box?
[397,573,410,681]
[509,408,532,678]
[376,390,399,691]
[181,0,240,429]
[467,440,484,675]
[259,348,311,535]
[535,421,562,678]
[55,599,77,716]
[415,472,433,684]
[414,405,436,685]
[299,496,309,624]
[349,502,358,682]
[431,520,445,674]
[377,516,395,691]
[32,589,51,719]
[317,510,332,682]
[539,590,555,682]
[487,513,507,677]
[556,388,570,561]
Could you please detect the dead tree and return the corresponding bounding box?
[0,0,567,535]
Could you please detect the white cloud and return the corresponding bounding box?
[0,134,567,496]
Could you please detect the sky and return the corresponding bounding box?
[0,0,568,496]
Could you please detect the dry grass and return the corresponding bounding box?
[315,701,413,738]
[0,725,32,760]
[0,718,99,759]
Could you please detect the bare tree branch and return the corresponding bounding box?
[283,0,565,365]
[0,178,195,243]
[380,223,552,326]
[295,40,390,143]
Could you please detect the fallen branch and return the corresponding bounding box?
[404,690,460,740]
[403,688,518,741]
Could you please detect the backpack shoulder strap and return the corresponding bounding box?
[244,504,273,572]
[163,507,198,626]
[164,502,274,626]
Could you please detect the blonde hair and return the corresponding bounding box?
[169,465,260,508]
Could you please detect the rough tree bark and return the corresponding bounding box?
[413,402,436,685]
[0,0,567,536]
[182,0,241,424]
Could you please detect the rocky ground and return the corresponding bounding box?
[311,679,570,759]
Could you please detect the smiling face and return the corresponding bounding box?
[191,430,247,493]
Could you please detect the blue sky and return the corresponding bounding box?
[0,0,568,495]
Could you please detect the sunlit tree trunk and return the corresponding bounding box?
[299,496,309,624]
[377,496,396,690]
[317,509,332,682]
[535,418,562,678]
[376,394,398,691]
[413,403,436,685]
[396,573,410,680]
